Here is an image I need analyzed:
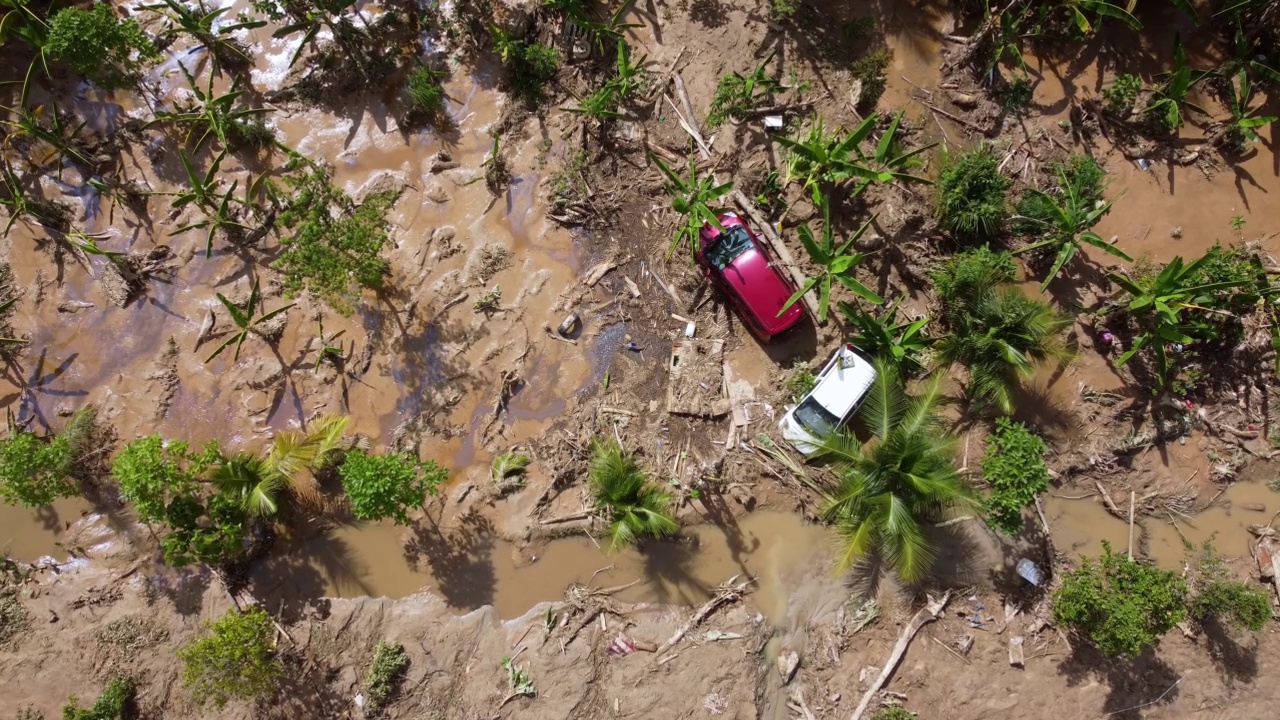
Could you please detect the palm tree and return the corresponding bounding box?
[588,440,678,551]
[935,275,1074,413]
[211,414,349,516]
[816,360,976,581]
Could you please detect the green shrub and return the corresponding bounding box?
[850,48,892,113]
[0,431,74,508]
[179,608,282,709]
[999,75,1034,115]
[1190,543,1272,631]
[275,168,398,315]
[981,418,1049,534]
[46,4,157,89]
[339,451,447,524]
[61,678,132,720]
[407,65,447,116]
[931,245,1017,311]
[1102,73,1142,116]
[936,147,1010,241]
[785,366,817,401]
[872,708,917,720]
[1053,542,1188,657]
[364,640,410,710]
[770,0,798,20]
[494,31,559,104]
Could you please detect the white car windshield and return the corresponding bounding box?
[793,396,839,438]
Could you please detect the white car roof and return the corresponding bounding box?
[809,346,876,420]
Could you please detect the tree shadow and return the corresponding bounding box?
[639,532,718,606]
[141,564,213,618]
[248,526,373,624]
[262,650,350,720]
[1200,615,1260,686]
[688,0,729,29]
[1010,381,1078,441]
[1056,642,1182,719]
[403,510,498,610]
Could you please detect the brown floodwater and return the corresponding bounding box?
[251,511,835,622]
[0,497,91,559]
[1145,481,1280,569]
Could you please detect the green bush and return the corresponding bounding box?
[61,678,132,720]
[931,245,1017,312]
[770,0,798,20]
[339,451,447,524]
[1053,542,1188,657]
[936,147,1010,241]
[1190,543,1272,631]
[784,366,817,401]
[47,4,157,89]
[275,168,398,315]
[407,65,447,116]
[179,608,282,709]
[999,76,1034,115]
[364,640,410,710]
[850,48,892,114]
[1102,73,1142,116]
[0,431,74,508]
[981,418,1050,534]
[872,708,917,720]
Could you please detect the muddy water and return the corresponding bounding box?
[0,497,91,559]
[254,511,834,622]
[1146,481,1280,569]
[1044,494,1130,560]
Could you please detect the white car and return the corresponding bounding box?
[779,345,877,456]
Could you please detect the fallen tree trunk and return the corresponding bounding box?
[849,591,951,720]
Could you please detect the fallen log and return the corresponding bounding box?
[849,591,950,720]
[654,575,754,657]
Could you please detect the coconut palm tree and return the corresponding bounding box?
[588,440,678,551]
[935,275,1074,413]
[211,414,348,516]
[815,360,976,582]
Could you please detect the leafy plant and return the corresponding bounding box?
[770,0,798,21]
[1220,68,1278,144]
[205,279,296,363]
[161,149,249,258]
[148,64,274,152]
[850,47,892,113]
[1058,0,1141,34]
[492,451,530,488]
[1053,542,1188,657]
[274,167,397,314]
[313,316,346,367]
[1013,161,1131,290]
[1102,73,1142,116]
[998,75,1034,114]
[364,640,410,711]
[935,276,1074,413]
[501,655,536,700]
[407,64,447,117]
[570,40,646,120]
[841,300,934,378]
[872,708,917,720]
[778,113,929,205]
[780,197,882,323]
[338,450,446,525]
[2,102,91,174]
[1108,254,1248,389]
[212,415,348,516]
[251,0,371,75]
[46,4,157,89]
[179,608,282,708]
[980,418,1049,534]
[0,428,74,507]
[785,365,817,401]
[936,146,1010,241]
[0,160,70,232]
[816,359,976,581]
[651,154,733,259]
[1145,33,1210,132]
[707,51,781,128]
[589,439,678,551]
[61,677,132,720]
[932,245,1017,310]
[141,0,264,76]
[1189,542,1271,631]
[492,26,559,104]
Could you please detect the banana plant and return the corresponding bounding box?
[173,180,249,259]
[777,114,931,205]
[652,154,733,259]
[1013,167,1131,290]
[779,196,882,323]
[840,299,933,378]
[147,63,271,152]
[141,0,265,76]
[1108,255,1246,388]
[253,0,370,74]
[1060,0,1142,33]
[1220,68,1277,143]
[1145,33,1210,131]
[848,111,935,195]
[206,279,297,363]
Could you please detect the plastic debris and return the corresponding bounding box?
[607,634,637,658]
[1016,558,1043,586]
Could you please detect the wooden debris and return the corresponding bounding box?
[583,261,618,287]
[1094,481,1126,519]
[654,575,754,657]
[849,591,950,720]
[600,407,637,417]
[624,276,641,298]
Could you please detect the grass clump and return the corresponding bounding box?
[931,245,1017,311]
[492,451,530,493]
[1053,542,1188,657]
[407,65,447,117]
[364,640,410,711]
[492,27,558,105]
[785,365,817,401]
[872,708,917,720]
[1189,542,1272,631]
[179,608,282,709]
[707,54,781,128]
[999,75,1034,115]
[47,4,157,89]
[770,0,798,21]
[0,593,28,648]
[850,47,892,114]
[981,418,1050,534]
[1102,73,1142,117]
[61,678,132,720]
[936,147,1010,241]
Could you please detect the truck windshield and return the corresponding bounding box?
[705,225,754,270]
[793,396,840,438]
